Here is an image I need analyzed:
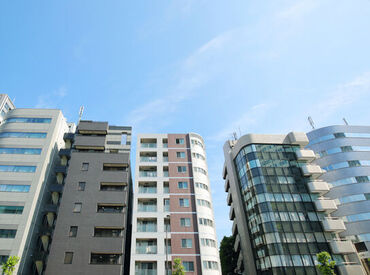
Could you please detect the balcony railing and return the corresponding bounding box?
[163,143,168,148]
[137,224,157,232]
[163,157,168,162]
[164,204,170,212]
[138,187,157,194]
[141,143,157,148]
[163,171,169,177]
[139,171,157,177]
[163,186,169,193]
[138,205,157,212]
[140,157,157,162]
[135,269,157,275]
[136,246,157,254]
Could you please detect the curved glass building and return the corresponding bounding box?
[307,125,370,273]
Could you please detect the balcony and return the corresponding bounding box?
[315,199,337,213]
[49,184,63,193]
[58,148,71,159]
[330,240,356,254]
[39,225,53,236]
[322,218,346,232]
[337,263,365,275]
[136,240,157,254]
[141,143,156,148]
[55,165,67,175]
[138,200,157,212]
[44,204,57,213]
[234,234,240,252]
[163,156,168,162]
[140,156,157,162]
[138,184,157,194]
[33,251,47,261]
[77,121,108,134]
[301,164,325,178]
[229,205,235,220]
[295,149,316,162]
[227,192,232,206]
[163,171,169,177]
[307,181,330,195]
[63,132,74,141]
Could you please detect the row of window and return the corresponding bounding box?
[335,193,370,205]
[193,167,207,175]
[192,152,205,160]
[248,211,323,226]
[319,145,370,157]
[80,162,127,172]
[0,165,36,173]
[322,160,370,171]
[254,231,329,247]
[138,181,209,193]
[309,132,370,145]
[64,252,122,265]
[0,229,17,238]
[5,117,52,124]
[343,212,370,222]
[0,205,24,214]
[203,261,218,270]
[195,182,209,191]
[76,181,126,192]
[199,218,214,227]
[331,176,369,187]
[0,132,47,138]
[0,184,30,192]
[134,260,217,272]
[197,199,211,208]
[201,238,217,248]
[68,226,123,238]
[136,216,215,230]
[0,148,42,155]
[191,139,204,148]
[73,203,125,213]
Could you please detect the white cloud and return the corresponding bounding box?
[35,86,68,108]
[277,0,320,21]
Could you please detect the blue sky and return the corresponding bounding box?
[1,0,370,242]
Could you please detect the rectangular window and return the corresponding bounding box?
[103,163,127,171]
[91,253,122,264]
[180,218,191,227]
[94,227,123,237]
[0,132,47,138]
[0,148,42,155]
[0,184,30,192]
[5,117,52,124]
[64,252,73,264]
[69,226,78,237]
[0,165,36,173]
[179,198,189,207]
[181,239,192,248]
[183,261,194,272]
[176,152,185,158]
[137,219,157,232]
[178,181,188,189]
[97,203,124,213]
[177,166,187,173]
[0,229,17,238]
[78,182,86,191]
[0,255,9,265]
[176,138,184,144]
[100,182,126,191]
[73,203,82,213]
[81,163,89,171]
[0,206,24,214]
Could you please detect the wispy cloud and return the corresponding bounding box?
[35,86,67,108]
[209,103,275,142]
[277,0,320,21]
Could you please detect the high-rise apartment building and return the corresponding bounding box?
[45,121,133,275]
[307,125,370,273]
[223,132,364,275]
[131,133,221,275]
[0,103,70,274]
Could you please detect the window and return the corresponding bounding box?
[0,132,47,138]
[5,117,52,123]
[183,261,194,272]
[78,182,86,191]
[191,139,204,148]
[176,152,185,158]
[135,262,157,273]
[136,239,157,254]
[138,199,157,212]
[180,218,191,227]
[197,199,211,208]
[81,163,89,171]
[97,204,124,213]
[69,226,78,237]
[195,182,208,191]
[103,163,127,171]
[176,138,184,144]
[0,206,24,214]
[177,166,187,173]
[73,203,82,213]
[94,227,123,237]
[203,261,219,270]
[0,255,9,265]
[192,152,205,160]
[137,219,157,232]
[0,229,16,238]
[201,238,217,248]
[64,252,73,264]
[178,181,188,189]
[193,167,207,175]
[199,218,213,227]
[0,165,36,173]
[0,148,42,155]
[100,182,126,191]
[91,253,122,264]
[164,199,170,212]
[0,184,30,192]
[179,198,189,207]
[181,239,192,248]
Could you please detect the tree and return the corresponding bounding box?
[2,256,20,275]
[172,258,185,275]
[316,251,336,275]
[219,235,238,275]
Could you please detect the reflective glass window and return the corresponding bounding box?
[0,165,36,173]
[5,117,51,123]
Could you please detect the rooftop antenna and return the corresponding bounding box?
[232,132,238,141]
[308,116,315,130]
[343,118,349,125]
[78,106,84,123]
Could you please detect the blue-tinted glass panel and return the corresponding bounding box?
[5,117,51,123]
[0,132,47,138]
[0,165,36,173]
[0,148,41,155]
[0,206,24,214]
[0,184,30,192]
[0,229,17,238]
[344,212,370,222]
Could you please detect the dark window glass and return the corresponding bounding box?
[0,205,24,214]
[0,229,17,238]
[94,227,123,237]
[64,252,73,264]
[69,226,78,237]
[90,253,121,264]
[81,163,89,171]
[100,183,126,191]
[78,182,86,191]
[97,204,124,213]
[103,164,127,171]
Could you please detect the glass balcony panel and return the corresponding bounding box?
[140,157,157,162]
[163,171,169,177]
[136,245,157,254]
[139,171,157,177]
[139,187,157,194]
[163,157,168,162]
[141,143,157,148]
[138,204,157,212]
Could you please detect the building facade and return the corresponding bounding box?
[45,121,132,275]
[223,132,364,275]
[0,94,15,124]
[307,125,370,273]
[0,106,69,274]
[131,133,221,275]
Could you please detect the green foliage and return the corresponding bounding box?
[172,258,185,275]
[316,251,336,275]
[219,235,238,275]
[2,256,20,275]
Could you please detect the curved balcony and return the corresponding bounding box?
[322,218,346,232]
[330,239,356,254]
[314,199,337,213]
[301,164,325,179]
[307,181,330,195]
[295,149,316,162]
